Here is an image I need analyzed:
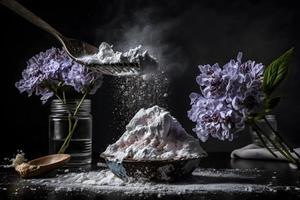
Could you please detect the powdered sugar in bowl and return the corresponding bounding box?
[101,106,207,182]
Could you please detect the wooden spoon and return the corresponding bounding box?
[15,154,70,179]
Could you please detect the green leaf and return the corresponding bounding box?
[265,97,281,110]
[263,48,294,96]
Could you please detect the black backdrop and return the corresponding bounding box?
[0,0,299,160]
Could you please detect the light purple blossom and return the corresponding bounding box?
[188,52,264,142]
[15,47,103,103]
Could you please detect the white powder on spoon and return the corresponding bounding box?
[103,106,206,162]
[78,42,158,73]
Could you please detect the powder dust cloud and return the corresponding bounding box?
[102,8,188,136]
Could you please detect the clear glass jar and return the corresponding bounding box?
[250,115,277,149]
[49,99,92,170]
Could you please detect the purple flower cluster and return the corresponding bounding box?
[188,53,265,142]
[15,48,103,103]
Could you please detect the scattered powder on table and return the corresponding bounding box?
[20,168,300,196]
[103,106,206,162]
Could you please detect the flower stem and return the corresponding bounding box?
[58,119,78,154]
[55,94,64,103]
[276,138,298,163]
[251,125,278,158]
[254,122,295,163]
[74,92,88,116]
[263,116,300,160]
[252,121,297,164]
[68,113,72,133]
[58,92,88,153]
[63,91,66,104]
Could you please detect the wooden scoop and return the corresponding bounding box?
[15,154,70,179]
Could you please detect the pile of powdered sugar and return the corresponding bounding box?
[78,42,157,69]
[103,106,206,162]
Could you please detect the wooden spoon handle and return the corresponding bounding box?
[1,0,65,41]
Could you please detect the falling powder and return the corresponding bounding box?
[111,70,169,134]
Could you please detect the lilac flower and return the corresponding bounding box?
[188,52,265,142]
[15,48,103,103]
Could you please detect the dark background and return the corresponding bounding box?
[0,0,299,159]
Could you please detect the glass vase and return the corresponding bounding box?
[48,99,92,170]
[250,115,277,149]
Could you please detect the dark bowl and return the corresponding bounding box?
[100,153,206,182]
